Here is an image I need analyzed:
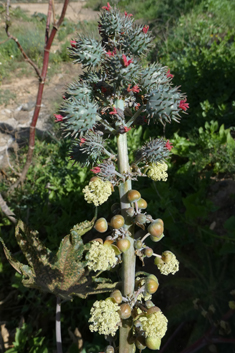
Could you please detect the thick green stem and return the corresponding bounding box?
[116,100,136,353]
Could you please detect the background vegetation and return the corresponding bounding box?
[0,0,235,352]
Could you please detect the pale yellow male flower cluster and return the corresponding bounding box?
[87,241,117,272]
[137,292,152,302]
[147,162,168,181]
[89,298,121,336]
[157,252,179,275]
[83,178,112,206]
[139,310,168,338]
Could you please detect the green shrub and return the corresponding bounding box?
[171,120,235,175]
[156,0,235,134]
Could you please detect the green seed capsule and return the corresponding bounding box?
[148,220,164,238]
[135,214,147,225]
[137,198,148,209]
[105,346,115,353]
[135,240,143,249]
[94,218,108,233]
[146,337,161,350]
[144,247,153,257]
[120,303,132,319]
[110,289,123,304]
[110,215,125,229]
[135,336,146,350]
[126,207,135,217]
[116,238,131,252]
[145,278,159,294]
[127,190,141,203]
[150,233,164,242]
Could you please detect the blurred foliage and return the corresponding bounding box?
[0,0,235,352]
[5,323,48,353]
[156,0,235,136]
[85,0,203,22]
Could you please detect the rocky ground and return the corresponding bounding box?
[0,1,97,169]
[0,63,83,168]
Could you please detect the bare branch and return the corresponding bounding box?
[45,0,53,44]
[52,0,56,25]
[5,0,41,79]
[8,0,70,193]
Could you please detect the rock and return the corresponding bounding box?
[0,133,14,152]
[21,101,36,111]
[0,99,52,168]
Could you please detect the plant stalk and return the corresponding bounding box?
[56,296,63,353]
[116,99,136,353]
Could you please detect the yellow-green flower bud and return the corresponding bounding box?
[87,241,117,272]
[139,310,168,339]
[229,301,235,310]
[147,162,168,182]
[83,178,112,206]
[155,251,179,275]
[89,298,121,337]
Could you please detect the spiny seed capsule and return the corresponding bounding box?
[145,337,161,350]
[135,240,143,249]
[127,190,141,203]
[135,214,147,225]
[110,289,123,304]
[135,336,146,350]
[94,218,108,233]
[144,247,153,257]
[145,277,159,294]
[105,346,115,353]
[137,198,148,209]
[120,303,132,319]
[110,215,125,229]
[116,238,131,252]
[148,220,164,238]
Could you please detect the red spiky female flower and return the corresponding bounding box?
[125,11,133,17]
[70,40,76,48]
[166,69,174,78]
[102,2,111,11]
[179,99,189,111]
[110,107,117,115]
[54,114,63,122]
[91,167,101,174]
[165,140,173,151]
[122,54,133,67]
[143,25,149,34]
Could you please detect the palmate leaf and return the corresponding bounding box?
[0,220,117,300]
